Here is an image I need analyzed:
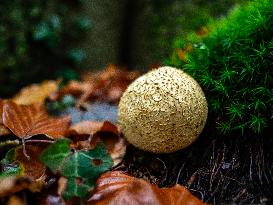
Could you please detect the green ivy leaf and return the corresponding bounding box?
[39,138,71,172]
[39,139,113,200]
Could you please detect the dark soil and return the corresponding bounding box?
[116,130,273,205]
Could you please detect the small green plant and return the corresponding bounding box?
[0,0,91,96]
[167,0,273,135]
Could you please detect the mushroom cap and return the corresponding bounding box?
[118,66,208,153]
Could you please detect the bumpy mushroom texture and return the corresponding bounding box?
[118,66,208,153]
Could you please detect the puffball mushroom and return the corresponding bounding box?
[118,66,208,153]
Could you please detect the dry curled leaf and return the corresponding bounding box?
[88,171,208,205]
[51,65,140,104]
[70,121,126,166]
[12,80,58,105]
[79,64,140,104]
[2,101,70,140]
[49,80,91,102]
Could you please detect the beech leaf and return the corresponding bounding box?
[0,100,10,136]
[0,176,44,198]
[39,139,113,199]
[0,124,10,136]
[2,101,70,139]
[53,65,140,104]
[70,121,126,166]
[0,145,46,181]
[88,171,208,205]
[12,80,58,105]
[0,99,3,124]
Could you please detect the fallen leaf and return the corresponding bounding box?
[0,145,47,190]
[196,26,209,36]
[0,100,10,136]
[70,121,105,136]
[5,195,26,205]
[12,80,58,105]
[2,101,70,140]
[48,81,91,102]
[0,124,10,136]
[15,145,47,180]
[88,171,208,205]
[40,139,113,199]
[52,65,140,105]
[0,99,4,124]
[70,121,126,166]
[0,176,44,198]
[178,48,187,63]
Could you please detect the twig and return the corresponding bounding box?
[156,157,168,184]
[22,137,30,160]
[25,139,54,144]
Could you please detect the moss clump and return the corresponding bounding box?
[167,0,273,135]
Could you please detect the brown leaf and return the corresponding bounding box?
[0,176,44,198]
[15,145,47,180]
[0,99,4,124]
[0,124,10,136]
[196,26,209,36]
[12,80,58,105]
[5,195,26,205]
[88,171,208,205]
[2,101,70,140]
[70,121,105,136]
[70,121,126,166]
[178,48,187,63]
[0,100,10,136]
[48,80,91,102]
[52,65,140,104]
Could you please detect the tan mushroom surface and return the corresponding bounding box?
[118,66,208,153]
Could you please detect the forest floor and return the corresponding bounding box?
[0,65,272,205]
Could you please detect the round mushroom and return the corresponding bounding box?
[118,66,208,153]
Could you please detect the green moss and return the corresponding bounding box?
[168,0,273,135]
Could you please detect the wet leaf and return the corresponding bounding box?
[12,81,58,105]
[40,139,113,199]
[70,121,126,166]
[88,171,208,205]
[2,101,70,140]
